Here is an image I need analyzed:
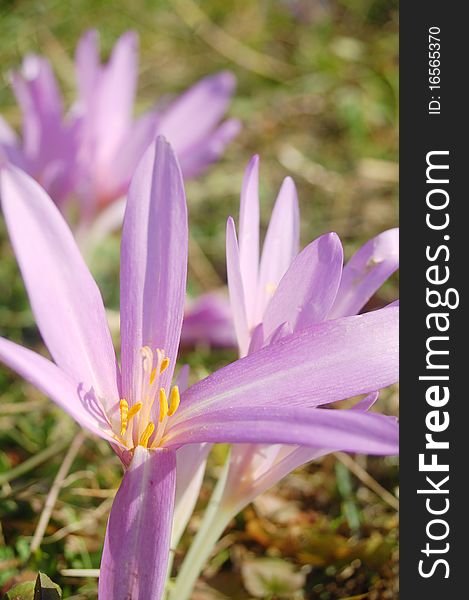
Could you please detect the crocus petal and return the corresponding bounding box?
[0,337,119,444]
[226,217,250,356]
[181,292,236,349]
[330,228,399,318]
[175,364,190,393]
[238,155,260,326]
[90,31,139,166]
[157,71,237,152]
[11,55,63,162]
[255,177,300,321]
[262,233,343,339]
[75,29,100,105]
[220,391,381,513]
[103,110,159,201]
[120,137,188,398]
[177,307,398,418]
[0,167,119,410]
[164,406,398,455]
[172,443,211,547]
[99,447,176,600]
[176,118,241,180]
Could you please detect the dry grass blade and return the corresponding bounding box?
[335,452,399,511]
[173,0,293,81]
[30,431,87,553]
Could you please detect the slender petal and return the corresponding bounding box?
[226,217,250,355]
[75,30,100,106]
[262,233,343,339]
[120,137,188,399]
[172,443,211,546]
[177,307,399,418]
[99,447,176,600]
[0,337,118,443]
[10,55,77,201]
[157,71,237,151]
[220,391,381,512]
[164,406,398,455]
[85,31,138,166]
[0,167,119,409]
[176,118,241,180]
[104,110,159,201]
[11,55,63,162]
[255,177,300,321]
[238,155,259,324]
[330,228,399,318]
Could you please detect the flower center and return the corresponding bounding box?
[117,347,180,450]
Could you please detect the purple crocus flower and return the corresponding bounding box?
[0,139,398,600]
[224,154,399,517]
[1,30,239,224]
[74,30,240,220]
[170,155,399,600]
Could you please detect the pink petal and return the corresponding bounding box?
[120,137,188,399]
[226,217,250,356]
[157,71,237,152]
[164,405,398,456]
[330,228,399,318]
[75,30,100,105]
[99,447,176,600]
[262,232,343,339]
[173,443,211,546]
[176,118,241,180]
[177,307,398,417]
[238,155,260,326]
[255,177,299,321]
[0,167,119,411]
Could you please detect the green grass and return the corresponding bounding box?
[0,1,398,598]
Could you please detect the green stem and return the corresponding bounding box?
[170,455,233,600]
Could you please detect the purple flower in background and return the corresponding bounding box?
[1,30,240,225]
[171,156,399,600]
[0,56,79,203]
[0,139,398,600]
[223,154,399,521]
[74,30,240,219]
[181,292,236,349]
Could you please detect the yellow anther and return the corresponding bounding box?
[159,388,168,422]
[139,421,155,448]
[160,357,170,374]
[128,402,142,420]
[150,367,157,385]
[119,399,129,436]
[168,386,180,416]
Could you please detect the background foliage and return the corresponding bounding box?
[0,1,398,598]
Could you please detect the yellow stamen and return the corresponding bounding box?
[150,367,157,385]
[160,357,170,374]
[119,399,129,436]
[159,388,168,422]
[139,421,155,448]
[168,386,180,416]
[128,402,142,420]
